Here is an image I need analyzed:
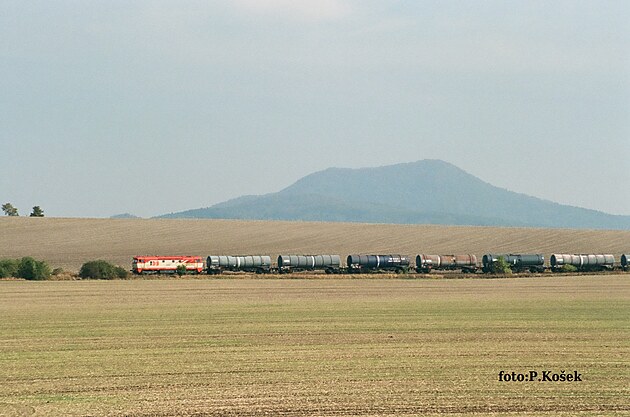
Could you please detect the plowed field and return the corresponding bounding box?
[1,217,629,272]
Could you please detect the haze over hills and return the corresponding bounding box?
[159,160,630,230]
[110,213,141,219]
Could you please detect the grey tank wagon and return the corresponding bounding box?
[550,254,615,272]
[206,255,272,274]
[277,255,341,274]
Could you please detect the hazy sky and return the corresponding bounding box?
[1,0,629,218]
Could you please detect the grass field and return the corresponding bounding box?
[1,276,628,416]
[1,217,630,272]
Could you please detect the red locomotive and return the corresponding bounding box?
[132,256,204,274]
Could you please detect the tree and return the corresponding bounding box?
[0,259,20,278]
[30,206,44,217]
[17,257,51,280]
[2,203,19,216]
[0,257,51,279]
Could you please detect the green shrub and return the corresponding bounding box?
[489,256,513,274]
[52,267,64,276]
[17,257,51,280]
[176,264,187,276]
[560,264,578,273]
[0,258,51,280]
[79,260,129,280]
[0,259,20,278]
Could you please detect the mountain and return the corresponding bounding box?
[158,160,630,229]
[110,213,141,219]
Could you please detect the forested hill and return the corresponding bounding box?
[159,160,630,230]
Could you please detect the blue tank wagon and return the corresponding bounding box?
[347,254,410,273]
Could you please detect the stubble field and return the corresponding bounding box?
[1,276,629,416]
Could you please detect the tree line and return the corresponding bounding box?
[0,258,129,280]
[2,203,44,217]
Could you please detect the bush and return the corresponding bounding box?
[489,256,513,274]
[0,259,20,278]
[0,257,52,280]
[17,257,51,280]
[79,260,129,280]
[560,264,578,273]
[52,267,64,276]
[176,264,187,276]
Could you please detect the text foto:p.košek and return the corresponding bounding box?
[498,370,582,382]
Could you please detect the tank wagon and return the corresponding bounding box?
[206,255,272,274]
[277,255,341,274]
[415,254,478,273]
[482,254,544,273]
[347,254,410,273]
[550,254,615,272]
[622,254,629,270]
[132,256,204,275]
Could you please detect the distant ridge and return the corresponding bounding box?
[158,160,630,230]
[110,213,141,219]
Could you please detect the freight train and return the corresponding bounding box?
[131,253,628,275]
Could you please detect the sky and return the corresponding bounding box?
[1,0,629,218]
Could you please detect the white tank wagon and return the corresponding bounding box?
[206,255,272,274]
[550,254,615,272]
[277,255,341,274]
[415,254,478,273]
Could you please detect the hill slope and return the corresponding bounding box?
[2,217,629,272]
[160,160,630,229]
